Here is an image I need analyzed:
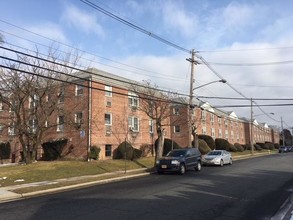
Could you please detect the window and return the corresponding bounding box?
[218,117,222,125]
[201,110,206,121]
[105,145,112,157]
[75,112,83,124]
[105,113,112,125]
[0,124,4,133]
[202,126,207,135]
[219,129,222,138]
[105,85,112,97]
[75,85,84,96]
[173,107,180,115]
[128,92,139,108]
[211,114,214,123]
[29,94,39,109]
[106,101,112,107]
[45,120,48,128]
[128,116,139,132]
[57,115,65,132]
[225,130,229,139]
[8,123,15,135]
[174,125,180,133]
[149,119,154,133]
[58,87,65,103]
[211,128,215,138]
[29,119,37,133]
[0,101,3,111]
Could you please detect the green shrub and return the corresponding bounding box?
[42,139,68,161]
[274,143,280,149]
[155,138,181,156]
[257,142,267,149]
[198,139,211,154]
[215,138,230,151]
[0,142,11,159]
[234,143,244,152]
[89,146,101,160]
[229,144,238,152]
[115,141,143,160]
[140,144,153,157]
[198,135,216,150]
[254,144,262,151]
[133,148,143,159]
[265,142,275,150]
[116,141,134,160]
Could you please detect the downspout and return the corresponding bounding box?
[87,77,92,161]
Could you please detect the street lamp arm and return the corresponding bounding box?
[193,79,226,90]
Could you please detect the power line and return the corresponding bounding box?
[80,0,191,54]
[197,96,293,101]
[197,46,293,53]
[206,60,293,66]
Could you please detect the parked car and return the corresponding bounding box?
[202,150,232,166]
[156,148,202,175]
[279,146,290,153]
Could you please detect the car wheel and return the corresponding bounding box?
[179,164,186,175]
[195,162,201,171]
[229,158,233,165]
[220,159,224,167]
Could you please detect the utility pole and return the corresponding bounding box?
[250,98,254,154]
[281,117,285,146]
[187,49,199,147]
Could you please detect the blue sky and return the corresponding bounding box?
[1,0,293,128]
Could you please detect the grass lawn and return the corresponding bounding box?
[0,150,276,188]
[0,157,156,187]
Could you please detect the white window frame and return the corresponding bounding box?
[105,113,112,125]
[29,119,37,133]
[128,92,139,108]
[75,112,83,124]
[75,85,84,96]
[202,126,207,135]
[105,85,112,97]
[201,110,206,121]
[211,128,215,138]
[174,125,180,133]
[149,119,154,133]
[219,129,222,138]
[128,116,139,132]
[173,107,180,115]
[57,115,65,132]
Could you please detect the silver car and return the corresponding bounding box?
[202,150,232,166]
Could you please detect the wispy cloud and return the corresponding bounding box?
[62,4,105,38]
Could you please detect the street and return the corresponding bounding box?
[0,153,292,220]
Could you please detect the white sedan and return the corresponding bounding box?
[202,150,232,166]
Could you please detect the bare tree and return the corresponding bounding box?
[133,80,176,163]
[0,45,82,164]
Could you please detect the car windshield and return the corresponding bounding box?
[208,151,222,156]
[167,150,187,157]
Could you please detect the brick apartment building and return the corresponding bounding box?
[0,68,280,163]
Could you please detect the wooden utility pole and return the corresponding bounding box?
[187,49,199,147]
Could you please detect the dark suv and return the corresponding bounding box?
[156,148,202,175]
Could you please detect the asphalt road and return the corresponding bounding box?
[0,153,292,220]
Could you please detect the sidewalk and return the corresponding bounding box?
[0,152,276,203]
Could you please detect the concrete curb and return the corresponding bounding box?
[0,152,276,203]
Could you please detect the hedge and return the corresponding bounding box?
[198,139,211,154]
[42,139,68,161]
[198,135,216,150]
[155,138,181,156]
[0,142,11,159]
[234,143,244,152]
[114,141,142,160]
[215,138,231,151]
